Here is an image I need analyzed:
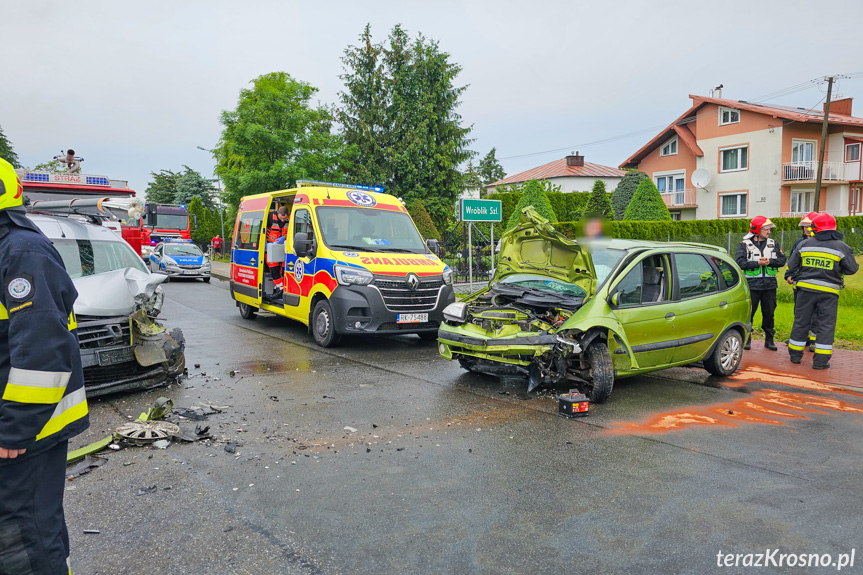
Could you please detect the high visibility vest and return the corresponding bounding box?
[742,238,779,278]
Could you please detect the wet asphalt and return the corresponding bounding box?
[64,278,863,575]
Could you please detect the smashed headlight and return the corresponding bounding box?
[443,302,468,323]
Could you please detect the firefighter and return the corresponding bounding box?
[265,206,290,297]
[786,213,859,369]
[0,156,90,574]
[784,211,818,351]
[735,216,786,350]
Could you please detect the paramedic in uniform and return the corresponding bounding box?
[266,206,290,296]
[735,216,786,351]
[0,157,90,574]
[786,213,859,369]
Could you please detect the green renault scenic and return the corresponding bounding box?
[437,208,752,402]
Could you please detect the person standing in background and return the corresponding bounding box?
[735,216,786,350]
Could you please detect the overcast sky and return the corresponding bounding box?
[3,0,862,195]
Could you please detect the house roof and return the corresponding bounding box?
[487,158,627,188]
[620,94,863,169]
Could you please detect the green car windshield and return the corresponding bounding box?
[499,274,587,298]
[589,247,627,289]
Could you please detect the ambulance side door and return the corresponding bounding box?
[230,210,265,304]
[284,208,316,316]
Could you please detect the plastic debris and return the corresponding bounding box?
[224,441,237,454]
[66,456,107,479]
[66,435,113,464]
[344,426,358,433]
[153,439,171,449]
[136,397,173,422]
[137,485,157,496]
[83,530,100,535]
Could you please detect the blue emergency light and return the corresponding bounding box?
[24,172,50,183]
[85,176,109,186]
[296,179,384,193]
[166,238,193,243]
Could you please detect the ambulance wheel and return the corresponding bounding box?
[312,300,341,348]
[238,302,257,320]
[584,342,614,404]
[704,329,743,377]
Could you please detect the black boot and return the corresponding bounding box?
[764,334,777,351]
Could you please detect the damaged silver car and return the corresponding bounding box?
[26,214,186,397]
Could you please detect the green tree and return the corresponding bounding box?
[623,178,672,221]
[31,159,66,173]
[611,170,647,221]
[505,179,558,230]
[145,169,180,204]
[477,148,506,185]
[408,199,440,240]
[173,166,216,209]
[215,72,350,207]
[583,179,614,219]
[338,24,474,230]
[0,125,21,168]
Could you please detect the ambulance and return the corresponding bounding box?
[229,180,455,347]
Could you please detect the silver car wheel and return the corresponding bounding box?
[719,334,741,371]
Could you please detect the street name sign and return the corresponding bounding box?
[460,199,502,222]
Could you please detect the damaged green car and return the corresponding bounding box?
[437,208,751,402]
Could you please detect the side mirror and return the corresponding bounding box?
[426,239,440,255]
[609,291,620,307]
[294,232,313,258]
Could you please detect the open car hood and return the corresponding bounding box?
[494,207,596,296]
[73,268,166,316]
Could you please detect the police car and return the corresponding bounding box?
[148,239,211,282]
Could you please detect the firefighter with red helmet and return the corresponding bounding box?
[735,215,787,350]
[784,211,819,350]
[0,156,90,573]
[265,206,290,299]
[786,213,859,369]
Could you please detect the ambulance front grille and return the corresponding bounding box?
[373,275,443,312]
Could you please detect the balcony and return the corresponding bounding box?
[781,161,849,183]
[660,189,697,208]
[780,209,841,219]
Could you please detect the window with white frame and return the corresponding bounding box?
[719,107,740,126]
[846,143,861,162]
[790,189,813,214]
[792,140,815,164]
[670,212,681,221]
[720,192,747,217]
[720,145,748,172]
[660,137,678,156]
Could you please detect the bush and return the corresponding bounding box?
[611,170,648,221]
[584,179,614,219]
[504,179,558,230]
[623,178,672,221]
[408,199,440,240]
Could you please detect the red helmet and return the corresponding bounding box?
[749,215,775,235]
[799,211,819,227]
[811,213,837,233]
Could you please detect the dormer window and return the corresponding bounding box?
[719,107,740,126]
[660,137,678,156]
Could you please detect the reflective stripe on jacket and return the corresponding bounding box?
[0,209,89,455]
[734,236,787,290]
[787,230,859,297]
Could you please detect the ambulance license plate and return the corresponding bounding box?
[397,313,428,324]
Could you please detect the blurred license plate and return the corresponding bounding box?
[97,347,135,366]
[397,313,427,324]
[183,270,198,275]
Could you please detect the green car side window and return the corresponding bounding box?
[711,256,740,289]
[615,267,642,306]
[676,253,720,299]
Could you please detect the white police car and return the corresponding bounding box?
[148,239,211,282]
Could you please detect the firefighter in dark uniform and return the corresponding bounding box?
[265,206,290,299]
[735,216,786,350]
[0,157,89,574]
[784,211,818,351]
[787,213,859,369]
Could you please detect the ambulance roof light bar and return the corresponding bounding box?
[295,179,384,193]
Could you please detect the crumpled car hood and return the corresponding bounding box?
[494,207,596,296]
[73,268,166,316]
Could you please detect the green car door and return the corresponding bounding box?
[608,253,678,369]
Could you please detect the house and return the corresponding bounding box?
[620,90,863,220]
[485,153,626,195]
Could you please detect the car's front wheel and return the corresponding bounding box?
[312,300,341,348]
[704,329,744,377]
[585,342,614,403]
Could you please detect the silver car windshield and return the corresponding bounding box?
[315,206,426,253]
[51,238,148,279]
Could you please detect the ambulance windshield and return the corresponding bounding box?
[316,207,427,253]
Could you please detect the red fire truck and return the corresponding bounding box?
[17,168,192,259]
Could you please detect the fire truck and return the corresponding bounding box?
[16,168,192,259]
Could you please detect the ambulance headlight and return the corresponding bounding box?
[335,265,374,286]
[443,302,468,323]
[442,268,453,286]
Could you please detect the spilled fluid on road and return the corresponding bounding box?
[607,365,863,435]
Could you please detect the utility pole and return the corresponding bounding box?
[813,76,834,210]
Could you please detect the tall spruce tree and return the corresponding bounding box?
[583,179,614,219]
[338,24,474,230]
[505,179,558,230]
[0,125,20,168]
[623,178,672,221]
[611,170,647,220]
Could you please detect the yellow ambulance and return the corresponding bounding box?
[229,180,455,347]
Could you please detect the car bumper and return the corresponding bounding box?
[437,323,556,365]
[163,268,211,278]
[328,284,455,335]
